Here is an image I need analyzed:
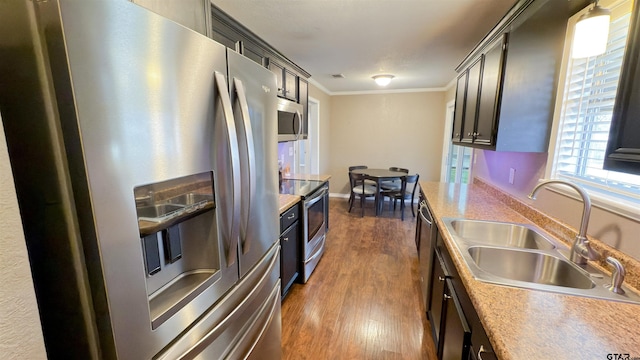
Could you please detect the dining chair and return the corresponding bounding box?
[380,167,409,190]
[388,174,420,220]
[348,165,377,185]
[348,172,377,217]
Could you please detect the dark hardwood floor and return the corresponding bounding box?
[281,198,438,359]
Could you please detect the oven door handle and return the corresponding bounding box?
[304,235,326,264]
[305,186,327,209]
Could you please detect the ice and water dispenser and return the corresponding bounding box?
[134,172,219,329]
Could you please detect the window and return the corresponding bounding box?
[447,145,473,184]
[548,0,639,214]
[441,101,473,184]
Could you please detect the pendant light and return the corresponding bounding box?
[572,0,611,58]
[372,74,394,86]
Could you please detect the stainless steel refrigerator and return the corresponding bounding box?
[0,1,281,359]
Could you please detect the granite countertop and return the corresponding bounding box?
[420,181,640,359]
[282,173,331,182]
[279,194,300,214]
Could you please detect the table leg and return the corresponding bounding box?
[375,178,381,216]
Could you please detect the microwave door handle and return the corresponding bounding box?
[291,112,298,141]
[232,77,256,254]
[214,72,240,267]
[295,110,302,140]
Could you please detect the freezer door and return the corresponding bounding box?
[155,244,282,360]
[228,50,280,278]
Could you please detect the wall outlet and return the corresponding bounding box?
[288,147,293,156]
[509,168,516,184]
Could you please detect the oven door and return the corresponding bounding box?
[304,185,328,250]
[300,183,328,283]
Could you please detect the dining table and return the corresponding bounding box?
[350,168,406,216]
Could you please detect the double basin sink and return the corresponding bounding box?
[442,218,640,304]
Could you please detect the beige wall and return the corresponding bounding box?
[0,120,47,359]
[309,83,332,174]
[327,91,446,195]
[445,83,456,103]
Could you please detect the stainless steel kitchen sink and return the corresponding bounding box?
[442,218,640,305]
[467,246,595,289]
[448,219,556,250]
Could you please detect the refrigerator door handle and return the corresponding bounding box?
[233,77,256,255]
[214,71,241,267]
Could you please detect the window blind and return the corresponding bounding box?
[554,8,640,201]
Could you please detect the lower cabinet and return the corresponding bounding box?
[428,230,497,360]
[280,204,300,298]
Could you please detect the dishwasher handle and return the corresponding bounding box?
[418,201,432,226]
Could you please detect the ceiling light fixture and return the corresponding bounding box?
[572,0,611,59]
[372,74,394,87]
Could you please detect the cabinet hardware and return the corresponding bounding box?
[443,294,452,300]
[438,276,446,282]
[283,237,289,242]
[477,345,490,360]
[287,213,295,219]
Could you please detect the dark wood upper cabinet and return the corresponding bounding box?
[461,58,482,144]
[604,0,640,174]
[452,73,467,142]
[284,69,298,101]
[474,34,508,147]
[269,61,286,98]
[299,78,309,127]
[452,0,589,152]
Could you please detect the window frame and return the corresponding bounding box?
[544,0,639,221]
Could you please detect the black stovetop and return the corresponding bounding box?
[279,179,325,198]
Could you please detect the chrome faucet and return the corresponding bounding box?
[528,179,600,265]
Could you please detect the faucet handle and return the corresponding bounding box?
[605,256,626,295]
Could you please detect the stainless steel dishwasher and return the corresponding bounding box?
[416,198,436,310]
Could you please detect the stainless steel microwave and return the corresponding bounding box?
[277,98,306,142]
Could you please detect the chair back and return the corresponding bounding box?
[403,174,420,197]
[349,171,367,188]
[349,165,368,172]
[389,167,409,173]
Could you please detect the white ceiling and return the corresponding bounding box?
[212,0,519,94]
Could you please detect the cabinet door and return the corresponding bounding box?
[242,41,266,66]
[452,73,467,142]
[280,221,299,297]
[604,0,640,174]
[475,34,507,147]
[428,249,448,350]
[298,78,309,139]
[462,58,482,144]
[441,279,471,360]
[284,69,298,101]
[269,60,285,97]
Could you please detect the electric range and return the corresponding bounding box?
[279,178,329,283]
